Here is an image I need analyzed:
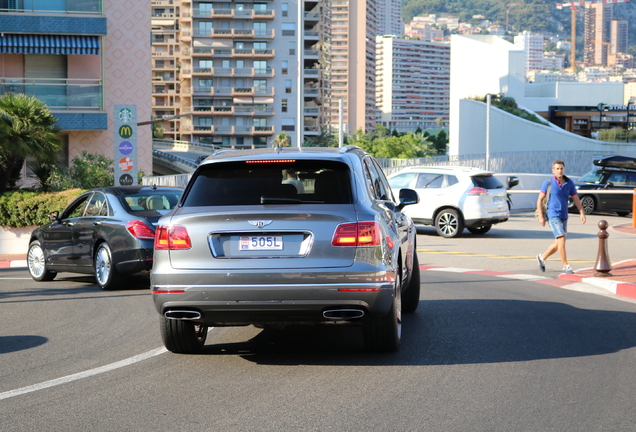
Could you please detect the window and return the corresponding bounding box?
[282,99,288,113]
[236,137,244,145]
[285,79,292,93]
[254,42,267,50]
[254,22,267,36]
[253,60,267,73]
[289,41,296,55]
[282,118,295,131]
[253,118,267,126]
[281,60,288,74]
[253,79,267,92]
[199,118,213,126]
[282,23,296,36]
[282,3,288,16]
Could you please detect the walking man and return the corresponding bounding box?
[536,160,586,274]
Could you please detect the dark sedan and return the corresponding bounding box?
[569,155,636,216]
[27,185,183,289]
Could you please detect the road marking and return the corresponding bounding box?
[0,347,168,401]
[418,248,594,263]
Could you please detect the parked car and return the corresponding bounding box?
[387,166,510,238]
[151,146,421,353]
[27,185,183,289]
[569,155,636,216]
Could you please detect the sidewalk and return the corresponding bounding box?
[3,223,636,300]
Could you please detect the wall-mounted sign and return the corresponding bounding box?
[114,105,137,186]
[598,103,636,112]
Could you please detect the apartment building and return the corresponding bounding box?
[375,35,450,133]
[329,0,377,135]
[584,3,614,66]
[375,0,403,37]
[0,0,152,174]
[151,0,331,148]
[514,31,544,74]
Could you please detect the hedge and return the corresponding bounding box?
[0,189,84,228]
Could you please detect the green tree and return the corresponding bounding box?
[304,129,337,147]
[0,94,61,194]
[272,132,291,147]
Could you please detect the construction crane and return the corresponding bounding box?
[556,0,630,72]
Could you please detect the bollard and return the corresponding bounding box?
[633,188,636,228]
[594,220,613,277]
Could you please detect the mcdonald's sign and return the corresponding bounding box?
[114,105,138,186]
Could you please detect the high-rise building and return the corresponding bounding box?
[514,31,544,73]
[610,19,628,55]
[329,0,377,135]
[151,0,332,148]
[584,3,613,66]
[375,36,450,133]
[375,0,403,37]
[0,0,152,174]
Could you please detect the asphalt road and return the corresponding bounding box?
[1,212,636,431]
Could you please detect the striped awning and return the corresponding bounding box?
[0,34,100,55]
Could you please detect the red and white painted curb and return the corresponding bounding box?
[0,259,27,268]
[421,265,636,301]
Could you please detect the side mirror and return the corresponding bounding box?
[397,188,419,211]
[49,211,60,222]
[507,176,519,189]
[605,182,614,189]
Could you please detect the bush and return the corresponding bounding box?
[0,189,83,228]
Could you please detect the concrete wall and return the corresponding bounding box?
[449,34,628,158]
[457,99,636,157]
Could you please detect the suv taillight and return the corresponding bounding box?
[332,222,381,247]
[126,220,156,240]
[467,187,489,196]
[155,225,192,250]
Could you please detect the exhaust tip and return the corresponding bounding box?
[323,309,365,320]
[164,310,201,320]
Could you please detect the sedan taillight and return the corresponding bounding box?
[466,187,489,196]
[155,225,192,250]
[126,220,156,240]
[332,222,381,247]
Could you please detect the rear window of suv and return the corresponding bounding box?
[183,160,353,206]
[471,175,504,190]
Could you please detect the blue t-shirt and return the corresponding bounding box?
[541,176,577,219]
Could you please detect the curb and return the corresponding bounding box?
[558,273,636,300]
[421,265,636,302]
[0,260,27,268]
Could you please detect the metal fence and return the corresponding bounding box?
[376,150,636,177]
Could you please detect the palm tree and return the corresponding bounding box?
[272,132,291,147]
[0,94,61,193]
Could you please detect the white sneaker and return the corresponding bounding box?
[562,265,574,275]
[536,254,545,272]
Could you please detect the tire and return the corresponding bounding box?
[580,195,596,215]
[160,316,207,354]
[616,211,630,217]
[402,253,420,314]
[467,224,492,235]
[363,265,402,353]
[27,240,56,282]
[94,243,122,290]
[435,208,464,238]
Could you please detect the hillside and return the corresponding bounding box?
[402,0,636,44]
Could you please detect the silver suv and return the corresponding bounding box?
[151,146,420,353]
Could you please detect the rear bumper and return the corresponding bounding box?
[114,247,153,275]
[151,271,396,326]
[464,216,509,228]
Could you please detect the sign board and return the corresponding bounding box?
[114,105,138,186]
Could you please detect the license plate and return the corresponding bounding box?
[239,236,283,251]
[493,196,504,203]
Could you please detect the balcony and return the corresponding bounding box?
[192,125,215,133]
[0,0,103,14]
[253,125,274,135]
[152,0,174,6]
[233,48,275,58]
[304,107,320,117]
[0,78,102,110]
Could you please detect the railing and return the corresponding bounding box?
[0,78,103,110]
[0,0,102,14]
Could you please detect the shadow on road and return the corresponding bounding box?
[415,226,595,240]
[198,299,636,366]
[0,335,48,354]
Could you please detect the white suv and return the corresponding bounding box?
[388,166,509,238]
